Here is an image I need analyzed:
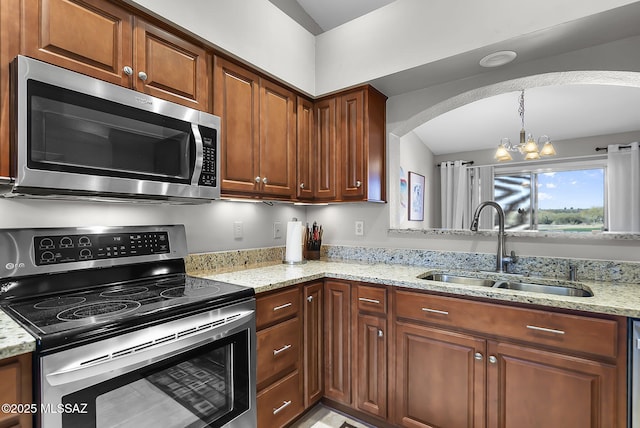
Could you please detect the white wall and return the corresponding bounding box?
[125,0,317,95]
[0,198,305,254]
[315,0,640,94]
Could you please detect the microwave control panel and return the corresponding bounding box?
[34,232,170,265]
[198,126,217,187]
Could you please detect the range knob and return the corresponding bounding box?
[40,251,56,263]
[79,248,93,260]
[39,238,54,249]
[60,237,74,248]
[78,236,92,247]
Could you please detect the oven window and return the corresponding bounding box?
[27,80,194,183]
[62,330,250,428]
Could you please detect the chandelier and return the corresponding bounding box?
[494,90,557,161]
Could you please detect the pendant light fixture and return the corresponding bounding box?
[494,90,556,161]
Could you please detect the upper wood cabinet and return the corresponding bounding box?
[214,56,296,198]
[338,86,386,202]
[313,97,338,200]
[22,0,210,111]
[0,0,20,178]
[296,96,315,200]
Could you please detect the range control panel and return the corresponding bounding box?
[34,232,170,266]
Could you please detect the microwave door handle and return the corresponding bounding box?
[191,124,204,185]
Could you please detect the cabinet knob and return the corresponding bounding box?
[138,71,148,81]
[300,183,305,189]
[123,66,133,76]
[489,355,498,364]
[262,177,268,184]
[474,352,483,361]
[378,329,383,338]
[356,180,362,188]
[307,295,313,303]
[255,176,261,183]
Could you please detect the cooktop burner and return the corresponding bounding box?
[4,273,253,343]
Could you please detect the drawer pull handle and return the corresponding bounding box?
[422,307,449,316]
[273,344,292,356]
[359,297,380,304]
[273,400,292,415]
[526,325,565,335]
[273,302,292,311]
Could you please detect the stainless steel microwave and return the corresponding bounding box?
[4,55,220,203]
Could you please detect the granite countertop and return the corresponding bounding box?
[0,310,36,359]
[197,260,640,318]
[3,259,640,359]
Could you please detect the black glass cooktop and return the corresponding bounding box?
[3,273,254,350]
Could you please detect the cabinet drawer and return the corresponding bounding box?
[356,284,387,315]
[256,287,300,329]
[396,289,475,329]
[257,371,304,428]
[257,317,300,389]
[488,304,619,359]
[395,289,619,359]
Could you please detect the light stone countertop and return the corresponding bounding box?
[198,260,640,318]
[0,310,36,359]
[3,259,640,359]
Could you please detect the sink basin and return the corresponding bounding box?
[493,281,593,297]
[419,271,593,297]
[420,273,496,287]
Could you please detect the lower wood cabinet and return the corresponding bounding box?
[257,281,627,428]
[323,280,352,405]
[394,321,486,428]
[256,282,323,428]
[394,288,627,428]
[0,353,32,428]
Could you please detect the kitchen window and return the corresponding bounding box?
[494,160,606,232]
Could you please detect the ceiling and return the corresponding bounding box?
[268,0,640,154]
[414,85,640,155]
[267,0,396,34]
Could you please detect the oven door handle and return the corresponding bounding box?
[45,309,254,387]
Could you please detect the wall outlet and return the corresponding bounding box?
[233,221,243,239]
[355,220,364,236]
[273,221,282,239]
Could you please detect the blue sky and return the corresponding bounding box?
[537,169,604,209]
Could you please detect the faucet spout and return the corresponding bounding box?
[470,201,515,273]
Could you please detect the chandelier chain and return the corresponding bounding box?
[518,90,525,129]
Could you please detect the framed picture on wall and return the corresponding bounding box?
[408,171,425,221]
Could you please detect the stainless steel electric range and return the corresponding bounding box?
[0,225,256,428]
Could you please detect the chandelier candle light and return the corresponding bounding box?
[494,90,557,161]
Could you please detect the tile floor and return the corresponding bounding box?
[291,404,375,428]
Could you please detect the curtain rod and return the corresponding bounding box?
[595,144,631,152]
[436,161,475,167]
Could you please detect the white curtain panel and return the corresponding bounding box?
[607,142,640,232]
[440,160,468,229]
[469,166,495,229]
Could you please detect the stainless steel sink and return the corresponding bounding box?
[420,273,495,287]
[492,281,593,297]
[419,272,593,297]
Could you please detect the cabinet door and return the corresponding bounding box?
[314,97,338,200]
[259,79,296,197]
[1,0,20,178]
[0,354,33,428]
[23,0,133,86]
[356,313,387,419]
[296,97,314,200]
[339,89,366,200]
[395,322,486,428]
[487,340,618,428]
[323,280,352,405]
[303,282,323,408]
[213,56,260,194]
[133,18,209,110]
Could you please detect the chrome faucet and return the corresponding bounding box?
[470,201,516,273]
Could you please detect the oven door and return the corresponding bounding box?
[38,302,256,428]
